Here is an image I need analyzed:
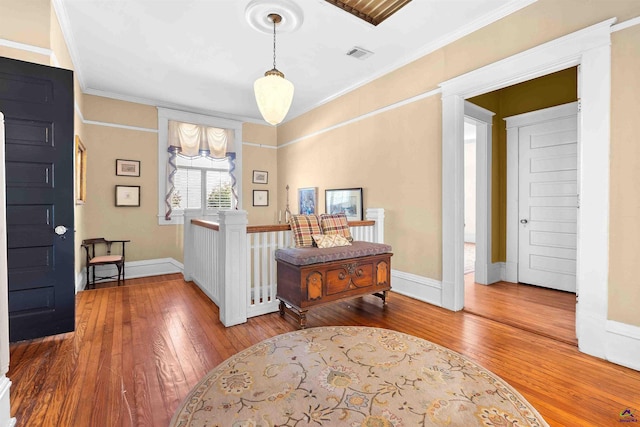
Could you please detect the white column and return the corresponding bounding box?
[0,113,15,426]
[576,41,611,357]
[366,208,385,243]
[441,94,465,311]
[217,210,248,327]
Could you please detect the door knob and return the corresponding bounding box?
[520,219,528,224]
[54,225,68,235]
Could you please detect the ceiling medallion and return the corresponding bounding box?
[245,0,304,35]
[246,0,303,125]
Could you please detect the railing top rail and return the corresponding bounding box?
[191,219,219,231]
[191,219,375,234]
[247,224,291,233]
[246,220,375,234]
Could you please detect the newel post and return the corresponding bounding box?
[217,210,248,327]
[366,208,385,243]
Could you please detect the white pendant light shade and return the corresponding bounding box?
[254,70,294,125]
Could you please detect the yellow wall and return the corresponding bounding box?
[2,0,639,325]
[242,123,278,224]
[80,95,186,262]
[609,24,640,326]
[278,0,640,326]
[469,68,578,263]
[0,1,280,273]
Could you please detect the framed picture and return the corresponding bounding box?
[253,190,269,206]
[116,159,140,177]
[115,185,141,207]
[252,170,268,184]
[298,187,317,215]
[75,136,87,205]
[325,187,363,221]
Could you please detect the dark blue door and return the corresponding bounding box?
[0,56,75,341]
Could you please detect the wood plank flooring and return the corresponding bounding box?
[8,274,640,426]
[464,273,577,345]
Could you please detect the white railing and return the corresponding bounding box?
[184,208,385,327]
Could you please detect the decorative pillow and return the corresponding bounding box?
[319,213,353,242]
[290,215,321,248]
[312,234,352,249]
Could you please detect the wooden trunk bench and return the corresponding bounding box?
[275,241,393,328]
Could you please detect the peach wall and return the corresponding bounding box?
[276,1,639,326]
[242,123,278,225]
[0,0,50,48]
[609,24,640,326]
[2,0,639,326]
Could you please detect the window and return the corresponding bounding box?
[171,157,233,211]
[157,107,243,225]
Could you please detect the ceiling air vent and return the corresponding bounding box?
[346,46,374,60]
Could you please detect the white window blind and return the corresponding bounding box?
[171,156,232,212]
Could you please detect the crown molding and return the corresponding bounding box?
[51,0,87,91]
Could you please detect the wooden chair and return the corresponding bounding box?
[82,238,130,289]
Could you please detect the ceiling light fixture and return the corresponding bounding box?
[254,13,294,126]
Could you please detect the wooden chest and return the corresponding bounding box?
[276,252,392,328]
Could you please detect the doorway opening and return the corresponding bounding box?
[441,19,614,356]
[461,70,579,345]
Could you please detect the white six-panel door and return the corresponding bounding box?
[517,113,578,292]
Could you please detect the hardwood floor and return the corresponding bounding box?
[8,274,640,426]
[464,273,577,345]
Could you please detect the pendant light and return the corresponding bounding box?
[254,13,294,126]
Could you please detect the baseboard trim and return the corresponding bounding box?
[488,262,505,284]
[605,320,640,371]
[0,376,15,427]
[391,269,442,307]
[79,258,184,290]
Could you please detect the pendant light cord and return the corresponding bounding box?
[272,17,277,70]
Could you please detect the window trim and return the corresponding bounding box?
[157,107,243,225]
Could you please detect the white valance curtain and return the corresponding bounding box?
[168,121,234,157]
[165,120,237,219]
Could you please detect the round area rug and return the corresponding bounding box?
[171,326,548,426]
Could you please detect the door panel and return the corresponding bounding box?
[0,57,75,341]
[518,114,577,292]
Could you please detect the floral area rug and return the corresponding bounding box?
[171,326,548,427]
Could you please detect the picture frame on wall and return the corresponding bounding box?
[116,159,141,177]
[75,136,87,205]
[252,170,268,184]
[115,185,141,207]
[253,190,269,206]
[325,187,363,221]
[298,187,317,215]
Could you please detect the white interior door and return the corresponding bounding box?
[518,113,578,292]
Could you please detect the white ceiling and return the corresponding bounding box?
[55,0,535,124]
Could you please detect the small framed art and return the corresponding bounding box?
[298,187,317,215]
[253,190,269,206]
[116,159,140,177]
[252,170,268,184]
[115,185,141,207]
[325,187,363,221]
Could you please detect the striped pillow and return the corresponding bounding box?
[319,213,353,242]
[290,215,321,248]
